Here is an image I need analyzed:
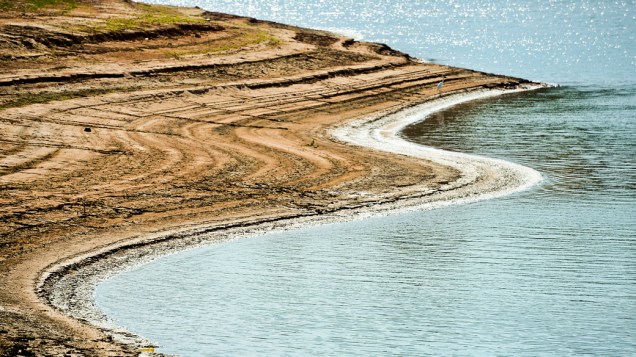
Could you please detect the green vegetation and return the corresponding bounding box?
[0,1,205,32]
[165,30,282,59]
[0,0,78,11]
[102,3,206,31]
[103,14,205,32]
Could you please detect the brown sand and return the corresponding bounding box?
[0,1,536,355]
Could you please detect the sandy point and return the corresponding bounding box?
[0,1,549,355]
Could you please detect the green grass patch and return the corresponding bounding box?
[165,30,282,59]
[0,0,78,12]
[103,14,205,32]
[101,3,206,32]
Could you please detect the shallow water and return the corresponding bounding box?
[96,1,636,355]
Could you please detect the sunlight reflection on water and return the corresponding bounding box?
[96,0,636,355]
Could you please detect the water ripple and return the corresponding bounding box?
[96,1,636,355]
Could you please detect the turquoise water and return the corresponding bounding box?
[96,1,636,355]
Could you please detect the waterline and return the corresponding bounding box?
[333,87,545,205]
[40,86,546,349]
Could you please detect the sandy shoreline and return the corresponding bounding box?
[38,85,546,351]
[0,1,550,354]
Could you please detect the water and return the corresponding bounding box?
[96,1,636,355]
[140,0,635,85]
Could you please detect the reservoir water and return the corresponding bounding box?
[96,1,636,355]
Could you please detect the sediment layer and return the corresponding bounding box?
[0,1,540,355]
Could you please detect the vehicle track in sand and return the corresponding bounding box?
[0,2,536,355]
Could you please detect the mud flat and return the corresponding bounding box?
[0,1,546,355]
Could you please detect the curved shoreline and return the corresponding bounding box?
[0,3,554,354]
[38,84,546,350]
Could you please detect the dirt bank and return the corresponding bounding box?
[0,1,537,355]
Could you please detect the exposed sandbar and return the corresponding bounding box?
[38,86,546,352]
[0,1,548,355]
